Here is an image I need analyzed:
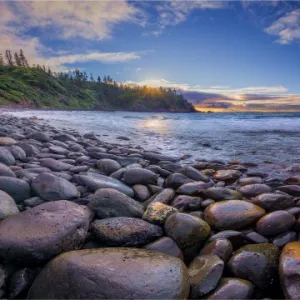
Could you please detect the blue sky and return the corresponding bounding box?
[1,0,300,111]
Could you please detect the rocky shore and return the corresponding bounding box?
[0,114,299,299]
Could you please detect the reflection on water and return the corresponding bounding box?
[6,110,300,175]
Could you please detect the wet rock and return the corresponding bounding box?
[97,158,121,175]
[29,132,50,142]
[28,248,189,299]
[0,162,15,177]
[245,231,269,244]
[53,133,77,142]
[252,193,294,211]
[164,173,193,189]
[204,200,265,230]
[150,188,175,205]
[91,217,162,246]
[0,137,16,146]
[202,187,242,201]
[190,211,204,219]
[177,181,212,196]
[208,231,247,249]
[74,173,134,197]
[272,231,297,248]
[144,152,178,164]
[133,184,150,202]
[228,243,280,289]
[201,199,215,208]
[214,170,242,182]
[279,242,300,299]
[0,147,15,165]
[0,200,93,264]
[143,202,177,225]
[17,142,39,157]
[8,268,38,299]
[239,184,272,197]
[173,195,202,211]
[189,254,224,298]
[88,188,143,219]
[32,173,79,201]
[284,176,300,185]
[0,190,19,220]
[206,277,254,299]
[49,145,69,155]
[145,236,183,259]
[23,196,46,208]
[165,213,210,255]
[40,158,72,171]
[181,165,209,182]
[0,177,30,203]
[69,165,89,173]
[238,177,263,186]
[278,185,300,196]
[9,145,26,161]
[256,211,295,236]
[122,168,158,185]
[199,239,233,262]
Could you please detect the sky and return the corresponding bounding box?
[1,0,300,112]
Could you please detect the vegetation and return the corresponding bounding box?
[0,50,195,112]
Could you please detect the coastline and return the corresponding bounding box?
[0,113,299,298]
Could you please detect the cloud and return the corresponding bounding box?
[265,9,300,44]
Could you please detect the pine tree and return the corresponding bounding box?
[47,67,52,76]
[0,53,4,66]
[5,50,14,66]
[90,73,94,82]
[97,76,101,83]
[14,52,21,66]
[19,49,29,67]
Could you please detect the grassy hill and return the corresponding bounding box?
[0,65,195,112]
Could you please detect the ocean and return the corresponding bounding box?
[5,110,300,177]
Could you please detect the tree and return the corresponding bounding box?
[19,49,29,67]
[5,50,14,66]
[97,76,101,83]
[0,53,4,66]
[90,73,94,82]
[14,52,21,66]
[47,67,52,76]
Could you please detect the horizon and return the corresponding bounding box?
[1,0,300,112]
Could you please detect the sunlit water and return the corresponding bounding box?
[4,110,300,176]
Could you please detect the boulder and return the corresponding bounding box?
[28,248,189,299]
[251,193,294,211]
[0,137,16,146]
[199,239,233,262]
[0,177,30,203]
[97,158,121,175]
[40,158,72,171]
[0,190,19,220]
[202,188,242,201]
[214,170,242,181]
[239,184,272,197]
[0,147,15,166]
[122,168,158,185]
[0,162,15,177]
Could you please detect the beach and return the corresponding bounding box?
[0,112,299,299]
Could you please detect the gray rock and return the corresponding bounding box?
[88,188,144,219]
[0,162,15,177]
[199,239,233,262]
[122,168,158,185]
[150,188,175,205]
[29,132,50,142]
[32,173,79,201]
[173,195,202,211]
[278,185,300,196]
[164,173,193,189]
[49,145,69,155]
[0,137,17,146]
[17,142,39,157]
[9,145,26,161]
[181,165,209,182]
[23,196,46,208]
[28,248,190,299]
[97,158,121,175]
[0,200,93,264]
[189,254,224,298]
[177,181,213,196]
[239,184,272,197]
[74,173,134,197]
[0,190,19,220]
[0,177,30,203]
[252,193,294,211]
[53,133,78,142]
[202,187,242,201]
[91,217,163,246]
[0,147,15,166]
[133,184,150,202]
[40,158,72,171]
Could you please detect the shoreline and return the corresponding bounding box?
[0,113,299,298]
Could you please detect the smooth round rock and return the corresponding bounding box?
[177,181,212,196]
[173,195,202,211]
[0,200,93,264]
[91,217,163,246]
[165,213,211,251]
[29,132,50,142]
[89,188,144,219]
[0,137,16,146]
[202,188,242,201]
[133,184,150,202]
[150,188,176,205]
[143,202,177,225]
[272,231,297,248]
[256,211,295,236]
[32,173,79,201]
[145,237,183,259]
[0,147,15,166]
[214,170,242,181]
[206,277,254,299]
[278,185,300,196]
[0,190,19,220]
[188,254,224,298]
[279,242,300,299]
[200,239,233,262]
[122,168,158,185]
[49,145,68,155]
[164,173,193,189]
[97,158,121,175]
[9,145,26,161]
[0,177,31,203]
[28,248,190,299]
[182,165,209,182]
[40,158,72,171]
[0,162,15,177]
[227,243,280,289]
[238,177,263,186]
[252,193,294,211]
[204,200,265,230]
[239,184,272,197]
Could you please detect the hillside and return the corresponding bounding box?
[0,65,195,112]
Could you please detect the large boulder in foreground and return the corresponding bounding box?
[32,173,79,201]
[279,242,300,300]
[28,248,190,299]
[0,201,93,265]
